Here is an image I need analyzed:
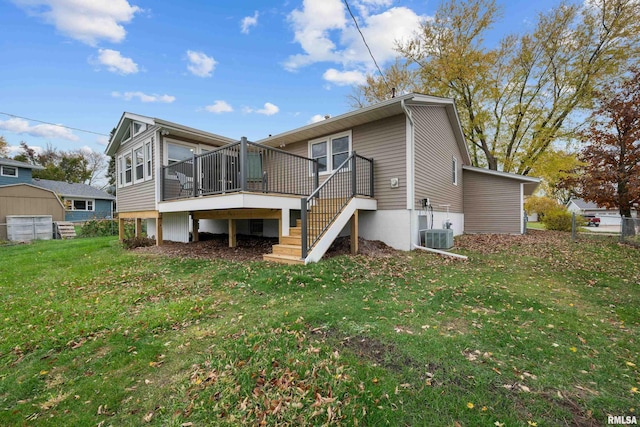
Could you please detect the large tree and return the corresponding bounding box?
[355,0,640,175]
[562,67,640,218]
[15,142,91,183]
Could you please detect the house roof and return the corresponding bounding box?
[255,93,472,165]
[0,157,45,170]
[105,112,237,156]
[568,198,601,210]
[32,179,115,200]
[463,165,540,195]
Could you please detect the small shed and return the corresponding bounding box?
[0,184,65,240]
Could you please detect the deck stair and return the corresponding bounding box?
[54,221,76,239]
[263,152,374,265]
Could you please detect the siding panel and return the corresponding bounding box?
[279,114,407,210]
[463,169,522,233]
[412,106,464,213]
[116,130,157,212]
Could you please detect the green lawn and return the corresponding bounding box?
[0,233,638,426]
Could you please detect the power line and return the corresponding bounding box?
[0,111,109,137]
[342,0,391,92]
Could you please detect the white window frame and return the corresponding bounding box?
[164,139,197,165]
[133,145,145,183]
[65,199,95,211]
[308,130,352,175]
[1,165,18,177]
[145,140,153,179]
[452,156,458,186]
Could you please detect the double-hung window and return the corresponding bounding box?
[134,146,144,182]
[145,141,152,178]
[309,131,352,174]
[66,199,94,211]
[124,152,132,185]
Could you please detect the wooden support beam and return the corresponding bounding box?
[118,217,125,241]
[194,208,281,220]
[278,218,282,244]
[228,219,236,247]
[118,210,160,219]
[156,216,163,246]
[350,210,359,255]
[135,218,142,238]
[193,217,199,242]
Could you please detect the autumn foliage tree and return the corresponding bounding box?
[562,68,640,218]
[354,0,640,175]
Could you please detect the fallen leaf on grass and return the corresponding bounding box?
[143,411,153,422]
[467,402,474,409]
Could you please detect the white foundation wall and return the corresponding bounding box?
[162,212,190,243]
[359,210,412,250]
[146,218,157,238]
[199,219,227,234]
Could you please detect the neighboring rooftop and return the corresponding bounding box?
[569,198,602,210]
[0,157,44,170]
[32,179,115,200]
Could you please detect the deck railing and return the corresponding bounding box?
[161,138,319,201]
[301,152,373,258]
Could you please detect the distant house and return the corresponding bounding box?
[106,93,540,264]
[0,158,44,186]
[566,198,637,226]
[32,179,115,222]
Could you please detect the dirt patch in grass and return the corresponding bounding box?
[133,234,398,261]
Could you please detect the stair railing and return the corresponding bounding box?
[301,151,373,258]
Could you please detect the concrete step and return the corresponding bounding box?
[263,253,305,265]
[272,244,302,256]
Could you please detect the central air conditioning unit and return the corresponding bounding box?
[422,229,454,249]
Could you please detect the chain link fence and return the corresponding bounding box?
[620,217,640,247]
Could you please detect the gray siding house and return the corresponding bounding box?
[106,93,539,264]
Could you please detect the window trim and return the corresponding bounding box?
[452,156,459,186]
[145,140,153,179]
[134,146,145,183]
[308,130,352,175]
[65,199,95,212]
[1,165,18,177]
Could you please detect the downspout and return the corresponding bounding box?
[401,99,416,250]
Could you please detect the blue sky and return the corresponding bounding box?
[0,0,564,159]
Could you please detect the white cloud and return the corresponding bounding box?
[284,0,347,70]
[0,118,79,141]
[95,49,139,75]
[323,68,366,86]
[241,11,259,34]
[285,1,425,85]
[96,136,110,146]
[112,91,175,103]
[308,114,326,124]
[205,100,233,113]
[243,102,280,116]
[12,0,141,46]
[186,50,216,77]
[256,102,279,116]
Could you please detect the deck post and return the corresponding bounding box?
[369,158,374,197]
[156,215,163,246]
[192,153,198,198]
[135,218,142,238]
[192,216,199,242]
[351,151,357,197]
[228,219,237,247]
[301,198,308,259]
[350,210,359,255]
[118,217,125,241]
[240,137,248,192]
